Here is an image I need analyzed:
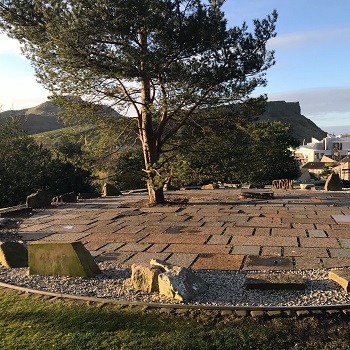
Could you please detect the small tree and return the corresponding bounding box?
[0,118,53,206]
[0,0,277,204]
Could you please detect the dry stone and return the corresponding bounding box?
[53,192,77,203]
[102,183,122,196]
[28,241,101,277]
[201,183,219,190]
[150,259,208,302]
[26,189,52,208]
[0,242,28,268]
[300,184,316,190]
[157,265,208,302]
[131,263,162,293]
[240,189,274,199]
[329,269,350,292]
[325,173,342,191]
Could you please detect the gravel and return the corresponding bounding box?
[1,217,350,308]
[1,262,350,307]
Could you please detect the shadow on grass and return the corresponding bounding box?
[2,291,350,350]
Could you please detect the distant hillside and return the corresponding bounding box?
[0,101,65,134]
[258,101,327,143]
[0,100,327,144]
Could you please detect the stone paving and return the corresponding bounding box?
[17,189,350,271]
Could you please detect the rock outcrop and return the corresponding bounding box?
[131,259,208,302]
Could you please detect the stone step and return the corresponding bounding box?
[240,190,274,200]
[0,205,31,217]
[245,273,305,290]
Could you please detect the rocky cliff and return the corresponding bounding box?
[258,101,327,143]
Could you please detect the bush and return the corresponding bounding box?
[0,118,96,207]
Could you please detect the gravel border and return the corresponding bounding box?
[0,262,349,307]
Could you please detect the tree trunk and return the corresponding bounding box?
[139,29,165,205]
[147,178,165,205]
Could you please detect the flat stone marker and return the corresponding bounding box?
[245,273,305,290]
[0,242,28,268]
[28,241,101,278]
[240,190,274,200]
[329,269,350,292]
[332,215,350,225]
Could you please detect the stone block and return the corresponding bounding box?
[329,269,350,292]
[157,265,208,302]
[240,189,274,200]
[102,183,122,196]
[325,173,342,191]
[28,241,101,277]
[131,263,162,293]
[78,192,100,199]
[201,183,219,190]
[245,273,305,290]
[0,205,32,218]
[150,259,208,302]
[53,192,77,203]
[26,190,52,208]
[300,184,316,190]
[0,242,28,268]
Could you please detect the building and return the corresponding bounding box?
[333,155,350,181]
[295,135,350,165]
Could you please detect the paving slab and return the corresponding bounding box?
[13,189,350,272]
[165,243,231,254]
[299,237,340,248]
[231,245,260,255]
[283,247,329,258]
[328,249,350,258]
[243,256,293,271]
[191,253,244,270]
[206,235,231,245]
[125,252,171,266]
[332,215,350,224]
[166,253,198,268]
[294,257,323,270]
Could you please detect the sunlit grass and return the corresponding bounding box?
[1,290,350,349]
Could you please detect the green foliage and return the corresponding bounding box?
[166,110,300,187]
[112,149,145,190]
[0,0,278,203]
[317,166,334,180]
[0,118,96,207]
[0,118,53,207]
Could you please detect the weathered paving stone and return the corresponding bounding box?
[191,253,244,270]
[240,189,274,200]
[329,269,350,292]
[245,273,305,290]
[243,256,293,271]
[231,245,260,255]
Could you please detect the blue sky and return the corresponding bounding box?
[1,0,350,134]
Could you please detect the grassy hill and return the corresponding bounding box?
[0,101,65,134]
[0,100,327,144]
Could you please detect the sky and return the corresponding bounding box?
[1,0,350,134]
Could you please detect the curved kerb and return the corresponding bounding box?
[1,280,350,317]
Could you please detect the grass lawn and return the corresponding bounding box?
[1,290,350,349]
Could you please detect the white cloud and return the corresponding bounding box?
[0,75,49,111]
[0,33,23,56]
[268,27,350,48]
